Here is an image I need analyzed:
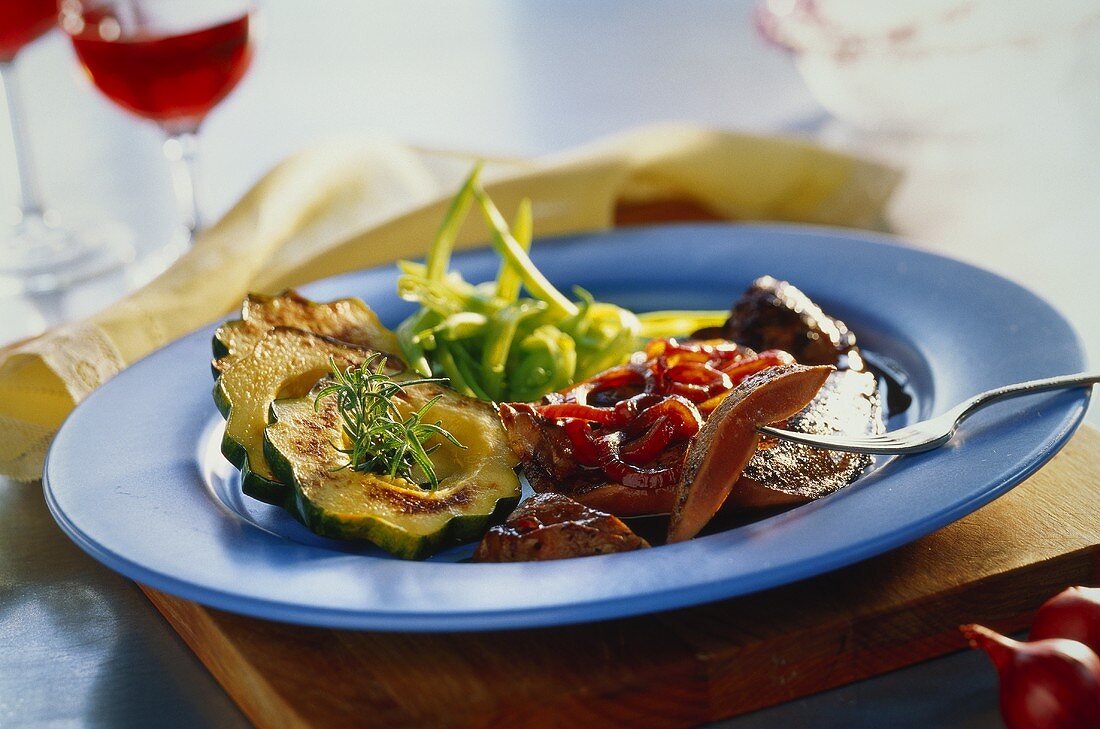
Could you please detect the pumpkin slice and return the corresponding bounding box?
[263,385,521,560]
[212,290,398,376]
[667,363,832,543]
[213,327,380,505]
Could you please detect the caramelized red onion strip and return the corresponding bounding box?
[554,395,701,485]
[536,402,620,426]
[698,349,798,414]
[562,365,646,406]
[537,392,664,430]
[557,419,680,489]
[560,418,600,467]
[718,349,795,381]
[645,338,746,362]
[593,432,681,490]
[622,395,702,437]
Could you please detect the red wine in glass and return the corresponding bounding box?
[0,0,133,295]
[69,11,253,134]
[0,0,57,62]
[63,1,257,241]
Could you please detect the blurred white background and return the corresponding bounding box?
[0,2,818,249]
[760,0,1100,358]
[0,0,826,341]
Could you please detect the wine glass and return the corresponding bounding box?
[60,0,257,254]
[0,0,132,294]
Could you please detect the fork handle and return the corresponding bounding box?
[953,372,1100,423]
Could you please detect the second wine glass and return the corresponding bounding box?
[61,0,256,251]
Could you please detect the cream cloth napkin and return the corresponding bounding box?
[0,124,899,481]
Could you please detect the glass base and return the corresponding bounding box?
[0,209,134,294]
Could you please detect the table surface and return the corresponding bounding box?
[1,1,1096,726]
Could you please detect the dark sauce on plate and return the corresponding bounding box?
[861,350,914,419]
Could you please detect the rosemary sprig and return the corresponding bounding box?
[313,354,465,490]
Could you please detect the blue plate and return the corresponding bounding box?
[43,224,1090,631]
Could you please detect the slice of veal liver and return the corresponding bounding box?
[474,493,650,561]
[732,369,884,509]
[697,276,863,370]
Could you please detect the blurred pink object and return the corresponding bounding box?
[755,0,1100,137]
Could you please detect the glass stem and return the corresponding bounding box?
[1,61,45,218]
[162,130,203,238]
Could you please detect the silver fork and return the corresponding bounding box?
[759,372,1099,455]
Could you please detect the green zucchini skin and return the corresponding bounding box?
[212,376,286,506]
[210,320,238,378]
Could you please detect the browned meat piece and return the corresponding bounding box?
[497,402,578,490]
[473,493,650,562]
[731,369,884,509]
[698,276,862,369]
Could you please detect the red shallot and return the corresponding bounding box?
[1030,586,1100,655]
[961,623,1100,729]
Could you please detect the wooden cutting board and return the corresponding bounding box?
[142,425,1100,728]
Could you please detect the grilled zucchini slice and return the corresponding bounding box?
[264,385,520,560]
[212,290,398,376]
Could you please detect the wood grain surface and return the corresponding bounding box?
[143,425,1100,728]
